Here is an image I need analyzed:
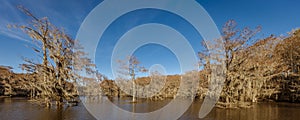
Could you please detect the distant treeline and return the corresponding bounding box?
[1,6,300,109]
[96,21,300,108]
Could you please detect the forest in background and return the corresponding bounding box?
[1,7,300,108]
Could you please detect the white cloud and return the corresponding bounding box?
[0,28,31,43]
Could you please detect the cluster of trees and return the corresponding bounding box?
[99,20,300,108]
[198,20,300,107]
[3,6,98,107]
[0,66,16,96]
[2,7,300,109]
[273,29,300,102]
[115,56,148,102]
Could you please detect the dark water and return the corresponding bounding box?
[0,97,95,120]
[1,97,300,120]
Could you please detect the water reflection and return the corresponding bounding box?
[1,97,300,120]
[0,97,95,120]
[82,96,194,120]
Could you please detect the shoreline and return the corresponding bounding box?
[0,96,10,99]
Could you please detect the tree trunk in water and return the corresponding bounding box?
[132,81,136,102]
[226,95,229,104]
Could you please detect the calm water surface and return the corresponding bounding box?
[0,97,300,120]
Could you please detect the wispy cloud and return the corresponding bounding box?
[0,0,94,42]
[0,1,29,43]
[1,1,80,43]
[20,0,92,34]
[0,1,24,23]
[0,28,31,43]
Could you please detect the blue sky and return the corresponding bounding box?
[0,0,300,79]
